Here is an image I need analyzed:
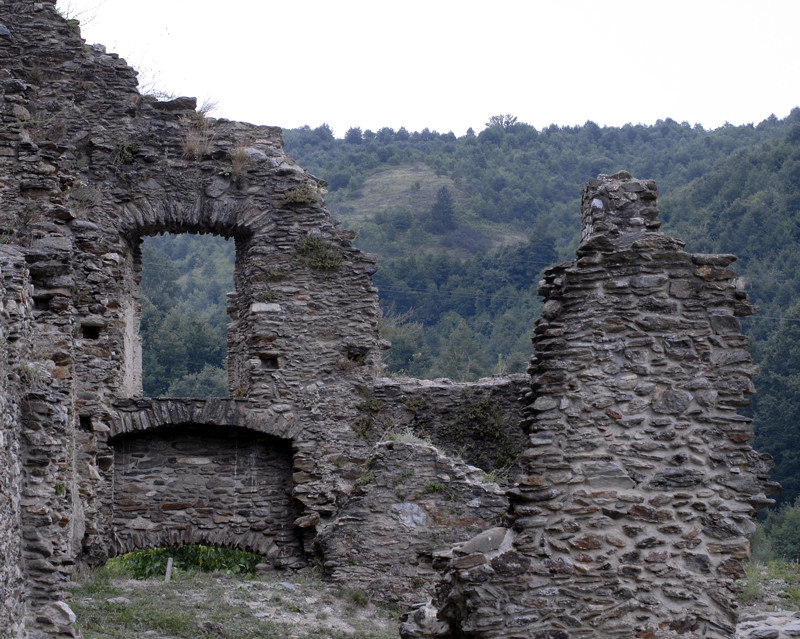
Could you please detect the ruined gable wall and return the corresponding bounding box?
[1,4,520,636]
[424,173,777,639]
[1,1,382,633]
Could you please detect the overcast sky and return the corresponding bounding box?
[63,0,800,138]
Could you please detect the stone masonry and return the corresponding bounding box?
[112,424,301,563]
[408,173,778,639]
[0,3,523,636]
[0,246,32,638]
[0,3,775,638]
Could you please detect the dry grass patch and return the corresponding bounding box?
[70,566,400,639]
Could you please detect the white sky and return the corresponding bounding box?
[62,0,800,138]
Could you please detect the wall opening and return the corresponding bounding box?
[99,544,265,578]
[139,233,235,397]
[81,324,101,340]
[110,424,304,565]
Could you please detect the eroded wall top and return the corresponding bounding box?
[425,172,778,639]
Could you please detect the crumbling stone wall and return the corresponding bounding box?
[0,247,31,636]
[317,440,510,605]
[0,3,775,639]
[370,375,528,472]
[416,173,777,639]
[0,3,518,636]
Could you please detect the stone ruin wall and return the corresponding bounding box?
[408,174,779,639]
[112,424,302,563]
[0,246,31,636]
[0,3,775,638]
[0,3,523,635]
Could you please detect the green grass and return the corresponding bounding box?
[739,563,764,603]
[294,235,344,271]
[106,545,261,579]
[387,430,431,446]
[738,560,800,610]
[70,563,400,639]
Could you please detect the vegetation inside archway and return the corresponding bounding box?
[108,545,261,579]
[140,233,234,397]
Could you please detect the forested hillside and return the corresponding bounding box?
[140,233,233,398]
[140,110,800,507]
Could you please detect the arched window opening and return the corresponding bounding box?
[139,233,234,397]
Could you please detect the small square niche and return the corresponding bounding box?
[81,324,101,339]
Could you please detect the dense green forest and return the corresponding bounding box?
[140,110,800,510]
[140,233,232,398]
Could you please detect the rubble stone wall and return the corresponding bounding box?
[0,248,31,637]
[424,173,777,639]
[369,375,528,471]
[0,3,519,635]
[111,425,303,565]
[0,3,774,638]
[317,440,510,605]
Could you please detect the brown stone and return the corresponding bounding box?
[452,553,487,570]
[569,534,603,550]
[520,475,546,487]
[706,540,750,559]
[629,505,672,523]
[294,513,321,528]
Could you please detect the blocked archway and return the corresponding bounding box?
[108,424,304,568]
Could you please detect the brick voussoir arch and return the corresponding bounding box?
[109,524,279,560]
[117,197,273,243]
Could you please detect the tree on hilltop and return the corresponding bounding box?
[486,114,518,129]
[344,127,363,144]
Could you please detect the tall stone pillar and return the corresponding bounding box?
[430,172,776,639]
